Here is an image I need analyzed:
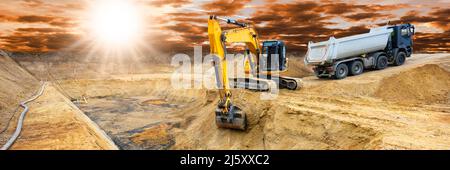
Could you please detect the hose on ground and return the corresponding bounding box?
[0,81,47,150]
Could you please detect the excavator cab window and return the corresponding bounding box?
[261,40,287,72]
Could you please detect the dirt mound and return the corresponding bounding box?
[172,90,382,150]
[283,57,314,78]
[375,64,450,104]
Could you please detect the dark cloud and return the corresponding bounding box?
[0,15,15,22]
[333,25,369,38]
[48,20,77,28]
[46,33,80,50]
[247,1,334,52]
[429,8,450,30]
[164,12,206,24]
[15,27,65,33]
[387,8,449,31]
[344,12,392,21]
[201,0,252,15]
[4,15,77,28]
[317,2,407,15]
[0,27,80,52]
[16,15,54,23]
[0,33,46,52]
[413,31,450,52]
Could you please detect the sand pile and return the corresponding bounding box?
[282,57,314,78]
[172,89,383,149]
[375,64,450,104]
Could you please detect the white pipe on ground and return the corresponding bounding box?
[1,81,47,150]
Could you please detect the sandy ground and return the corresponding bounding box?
[8,85,117,150]
[5,52,450,150]
[0,51,39,143]
[172,54,450,149]
[31,53,447,150]
[0,52,117,150]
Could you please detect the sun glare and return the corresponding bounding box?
[87,0,143,48]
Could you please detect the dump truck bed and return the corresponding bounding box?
[305,26,393,65]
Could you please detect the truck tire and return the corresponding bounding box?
[349,61,364,76]
[394,52,406,66]
[334,63,348,79]
[376,55,388,70]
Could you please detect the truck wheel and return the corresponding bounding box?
[394,52,406,66]
[376,55,388,70]
[334,63,348,79]
[349,61,364,76]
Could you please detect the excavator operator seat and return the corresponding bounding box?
[261,40,287,72]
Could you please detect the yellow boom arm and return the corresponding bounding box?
[208,16,261,113]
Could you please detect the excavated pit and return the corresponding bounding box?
[59,78,215,149]
[58,77,385,150]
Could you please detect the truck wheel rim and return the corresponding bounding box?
[354,65,361,73]
[338,68,345,75]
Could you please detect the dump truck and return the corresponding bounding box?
[304,23,415,79]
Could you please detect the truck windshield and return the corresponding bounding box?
[401,28,409,36]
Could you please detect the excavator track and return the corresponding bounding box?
[229,76,303,91]
[229,77,278,92]
[277,76,303,90]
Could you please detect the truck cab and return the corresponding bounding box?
[388,23,414,57]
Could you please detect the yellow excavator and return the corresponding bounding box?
[208,15,303,130]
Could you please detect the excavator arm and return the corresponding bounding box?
[208,15,254,130]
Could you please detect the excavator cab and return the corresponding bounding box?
[261,40,287,72]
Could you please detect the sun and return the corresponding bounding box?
[87,0,143,49]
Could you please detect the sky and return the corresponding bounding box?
[0,0,448,55]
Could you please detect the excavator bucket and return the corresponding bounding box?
[215,105,247,130]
